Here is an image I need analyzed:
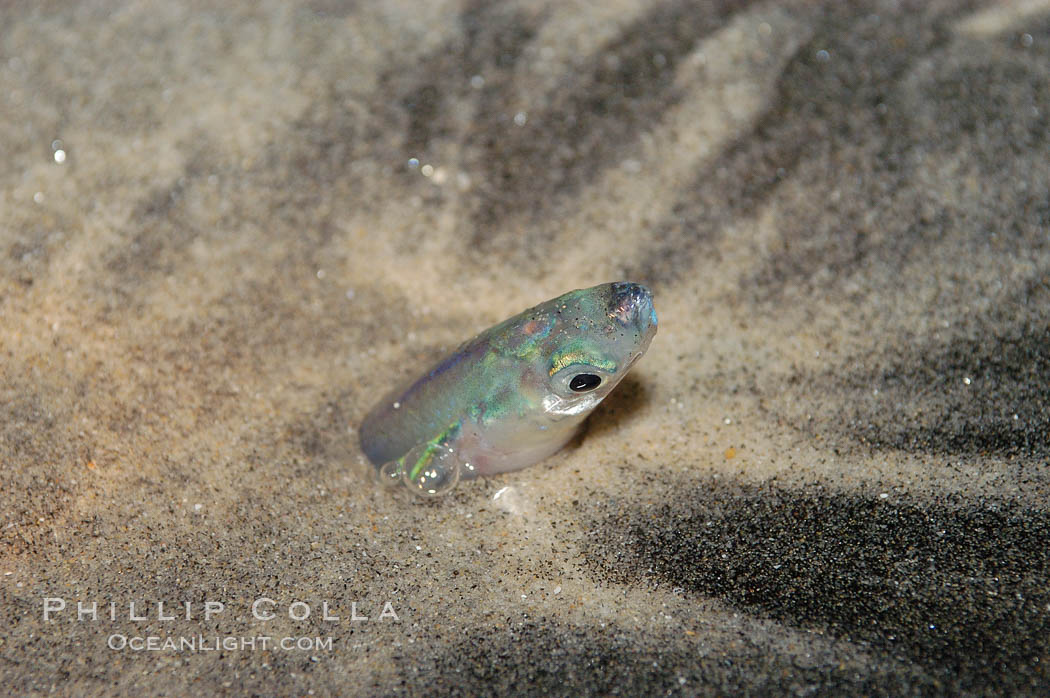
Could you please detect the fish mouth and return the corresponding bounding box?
[608,282,656,329]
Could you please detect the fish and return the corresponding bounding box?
[358,282,658,497]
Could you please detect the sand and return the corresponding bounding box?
[2,0,1048,694]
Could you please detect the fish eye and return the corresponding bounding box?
[569,373,602,392]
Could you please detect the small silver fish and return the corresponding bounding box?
[359,282,657,496]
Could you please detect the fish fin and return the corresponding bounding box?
[377,421,474,497]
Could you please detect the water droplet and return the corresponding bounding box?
[403,448,460,496]
[513,111,528,126]
[378,460,402,488]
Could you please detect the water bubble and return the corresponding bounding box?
[407,157,420,169]
[513,111,528,126]
[378,460,402,488]
[53,150,66,163]
[1020,33,1033,48]
[402,446,460,496]
[420,164,434,177]
[470,75,485,89]
[815,49,830,62]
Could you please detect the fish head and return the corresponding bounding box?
[508,282,657,419]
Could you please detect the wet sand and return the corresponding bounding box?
[2,0,1049,694]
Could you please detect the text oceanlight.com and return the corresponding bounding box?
[107,634,334,652]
